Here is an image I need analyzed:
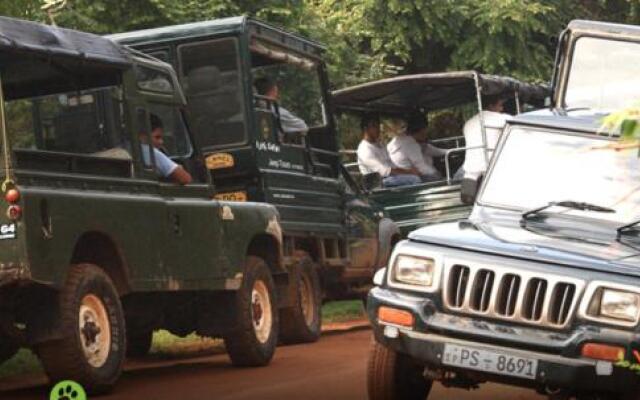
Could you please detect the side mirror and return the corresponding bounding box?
[373,267,386,286]
[460,175,483,205]
[362,172,382,192]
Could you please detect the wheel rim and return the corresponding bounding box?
[300,273,315,327]
[79,294,111,368]
[251,280,273,344]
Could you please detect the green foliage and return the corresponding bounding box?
[4,0,640,148]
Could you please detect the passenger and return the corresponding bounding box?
[458,94,509,180]
[254,77,308,135]
[357,113,421,188]
[140,114,192,185]
[387,112,446,182]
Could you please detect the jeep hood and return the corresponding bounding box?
[408,220,640,277]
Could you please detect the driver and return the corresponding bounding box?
[255,77,309,137]
[140,114,192,185]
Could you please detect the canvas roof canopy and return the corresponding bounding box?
[0,16,132,100]
[332,71,549,116]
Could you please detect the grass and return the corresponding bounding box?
[322,300,366,323]
[0,301,366,379]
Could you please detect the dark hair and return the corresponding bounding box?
[481,93,506,109]
[255,76,277,96]
[360,113,380,131]
[150,113,163,131]
[406,112,427,134]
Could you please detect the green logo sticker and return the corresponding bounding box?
[49,380,87,400]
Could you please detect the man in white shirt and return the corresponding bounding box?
[357,114,421,187]
[458,94,509,180]
[254,77,309,136]
[387,112,446,182]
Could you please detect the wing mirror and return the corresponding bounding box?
[373,267,386,286]
[460,175,483,205]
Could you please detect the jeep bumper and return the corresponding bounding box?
[368,287,640,394]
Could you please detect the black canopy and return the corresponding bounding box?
[331,71,549,116]
[0,16,132,100]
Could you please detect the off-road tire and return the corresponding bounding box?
[37,263,126,394]
[126,329,153,358]
[367,341,432,400]
[223,256,278,367]
[279,254,322,344]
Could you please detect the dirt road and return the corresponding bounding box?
[2,329,544,400]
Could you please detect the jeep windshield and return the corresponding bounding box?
[480,127,640,225]
[564,36,640,111]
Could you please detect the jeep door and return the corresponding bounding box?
[134,61,229,284]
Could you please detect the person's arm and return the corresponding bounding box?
[278,107,309,133]
[169,166,193,185]
[404,138,434,176]
[423,143,447,157]
[153,148,193,185]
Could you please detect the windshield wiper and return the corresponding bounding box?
[520,201,615,227]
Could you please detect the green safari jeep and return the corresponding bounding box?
[109,17,402,343]
[0,17,287,393]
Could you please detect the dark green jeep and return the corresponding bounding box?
[332,72,548,236]
[108,17,401,343]
[0,17,287,393]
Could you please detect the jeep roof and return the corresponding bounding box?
[0,16,131,100]
[108,16,325,60]
[332,71,549,116]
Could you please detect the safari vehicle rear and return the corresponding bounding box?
[0,17,288,393]
[367,108,640,400]
[109,17,401,343]
[333,72,547,236]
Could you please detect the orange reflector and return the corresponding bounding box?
[5,189,19,204]
[581,343,625,362]
[378,306,414,328]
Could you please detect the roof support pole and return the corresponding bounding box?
[0,72,14,192]
[515,89,521,114]
[473,72,490,165]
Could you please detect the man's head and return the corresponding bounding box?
[406,112,428,140]
[149,113,165,149]
[255,76,279,100]
[361,113,380,142]
[481,93,506,113]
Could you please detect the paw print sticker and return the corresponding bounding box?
[49,380,87,400]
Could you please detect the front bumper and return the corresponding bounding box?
[368,287,640,394]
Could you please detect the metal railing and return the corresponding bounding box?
[444,145,484,184]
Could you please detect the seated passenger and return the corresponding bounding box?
[254,77,308,137]
[387,112,446,182]
[458,94,509,180]
[357,113,421,188]
[140,114,192,185]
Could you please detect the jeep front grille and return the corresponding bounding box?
[443,261,583,329]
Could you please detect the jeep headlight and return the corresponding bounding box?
[599,289,640,322]
[392,255,435,287]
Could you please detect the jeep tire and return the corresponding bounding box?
[37,264,126,394]
[367,341,432,400]
[279,254,322,344]
[223,256,278,366]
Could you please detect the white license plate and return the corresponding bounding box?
[442,344,538,380]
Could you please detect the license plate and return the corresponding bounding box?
[442,344,538,380]
[214,191,247,202]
